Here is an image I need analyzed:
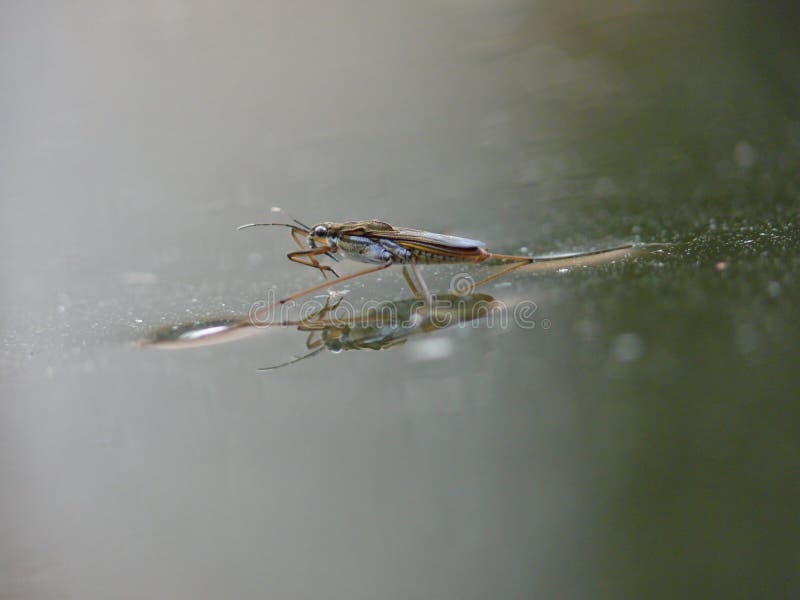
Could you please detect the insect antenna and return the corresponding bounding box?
[292,217,311,230]
[257,346,326,371]
[290,217,340,262]
[237,222,309,233]
[237,219,339,261]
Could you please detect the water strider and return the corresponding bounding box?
[238,218,647,308]
[143,241,662,368]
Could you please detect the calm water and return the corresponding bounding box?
[2,2,799,598]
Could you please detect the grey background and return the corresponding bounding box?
[2,1,799,598]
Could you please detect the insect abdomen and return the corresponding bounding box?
[405,247,488,264]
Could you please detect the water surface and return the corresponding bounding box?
[2,2,799,598]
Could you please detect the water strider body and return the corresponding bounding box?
[238,219,549,307]
[306,220,491,266]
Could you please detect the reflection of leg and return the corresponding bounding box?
[471,256,532,289]
[410,257,432,306]
[258,345,326,371]
[304,331,323,349]
[299,296,343,328]
[270,261,394,310]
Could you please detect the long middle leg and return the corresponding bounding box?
[249,261,396,327]
[468,254,533,290]
[409,257,432,306]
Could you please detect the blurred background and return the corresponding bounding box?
[2,1,799,598]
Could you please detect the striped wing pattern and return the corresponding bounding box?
[335,221,488,260]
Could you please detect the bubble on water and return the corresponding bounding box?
[120,272,158,285]
[594,176,618,198]
[735,323,759,354]
[57,291,72,308]
[480,110,511,150]
[271,206,282,213]
[410,338,454,362]
[734,141,756,168]
[575,319,598,340]
[611,333,645,362]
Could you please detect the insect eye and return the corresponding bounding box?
[313,225,327,237]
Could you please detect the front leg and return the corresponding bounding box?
[289,229,340,280]
[287,246,340,279]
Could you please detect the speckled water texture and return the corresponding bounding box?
[2,2,799,599]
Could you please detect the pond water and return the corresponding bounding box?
[2,2,799,598]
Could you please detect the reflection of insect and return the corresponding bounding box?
[142,266,499,370]
[259,267,499,371]
[238,219,539,306]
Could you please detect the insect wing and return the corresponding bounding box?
[377,228,486,250]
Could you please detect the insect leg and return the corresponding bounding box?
[249,261,393,324]
[287,247,340,279]
[410,257,432,306]
[401,266,422,299]
[276,261,393,306]
[470,255,533,289]
[289,229,339,280]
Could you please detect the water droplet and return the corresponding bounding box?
[734,141,756,168]
[611,333,645,362]
[120,272,158,285]
[410,338,454,362]
[593,176,618,198]
[735,323,759,354]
